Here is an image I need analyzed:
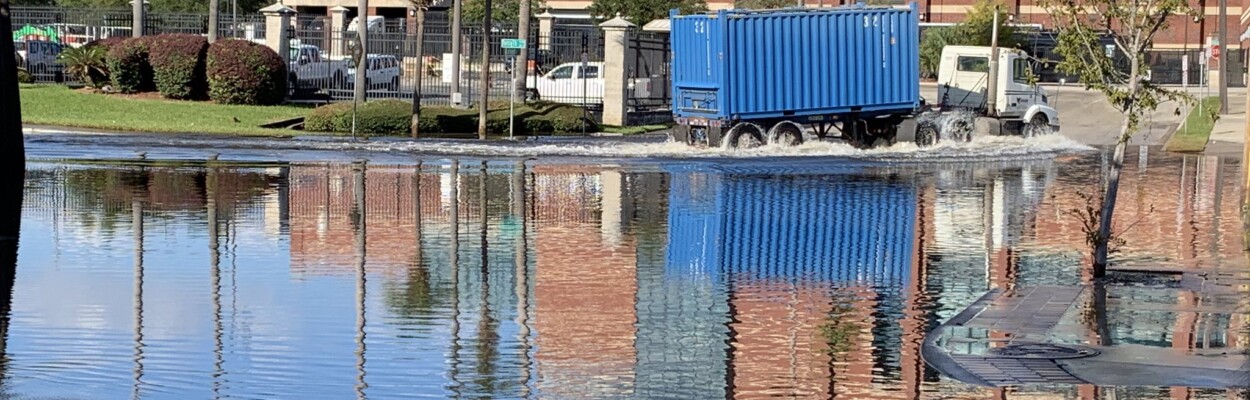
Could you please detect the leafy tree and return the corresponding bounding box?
[462,0,543,23]
[735,0,792,9]
[1040,0,1196,277]
[11,0,55,6]
[957,0,1020,47]
[588,0,705,25]
[919,0,1020,79]
[918,27,955,79]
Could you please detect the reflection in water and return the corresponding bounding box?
[2,148,1246,399]
[131,192,145,400]
[352,162,368,400]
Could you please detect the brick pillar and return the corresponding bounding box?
[330,6,349,59]
[537,11,555,51]
[261,4,297,62]
[599,15,635,127]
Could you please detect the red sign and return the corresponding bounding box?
[1212,44,1221,60]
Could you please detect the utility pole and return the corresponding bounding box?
[515,0,531,100]
[477,0,493,139]
[1218,0,1229,113]
[985,5,1000,116]
[354,0,369,106]
[450,0,464,107]
[208,0,219,43]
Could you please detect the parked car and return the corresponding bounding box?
[14,39,64,82]
[290,44,351,88]
[524,62,651,105]
[346,54,402,91]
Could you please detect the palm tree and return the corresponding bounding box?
[57,45,109,88]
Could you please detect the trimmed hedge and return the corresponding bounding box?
[149,34,208,100]
[206,40,287,105]
[305,100,415,134]
[305,100,599,136]
[106,36,154,93]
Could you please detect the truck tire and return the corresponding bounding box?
[671,125,693,144]
[915,122,938,147]
[1024,114,1052,138]
[722,123,764,149]
[767,121,804,146]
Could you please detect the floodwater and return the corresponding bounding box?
[2,136,1247,399]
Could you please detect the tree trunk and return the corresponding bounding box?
[515,0,531,100]
[476,0,493,140]
[410,9,426,139]
[353,0,370,106]
[0,0,26,246]
[208,0,219,43]
[1093,61,1140,278]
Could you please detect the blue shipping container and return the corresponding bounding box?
[670,5,921,123]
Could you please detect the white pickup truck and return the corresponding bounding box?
[290,45,350,88]
[524,62,653,105]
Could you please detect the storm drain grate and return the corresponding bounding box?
[988,343,1100,360]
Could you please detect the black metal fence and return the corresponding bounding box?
[288,20,606,112]
[627,31,672,124]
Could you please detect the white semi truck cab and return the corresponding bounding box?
[934,46,1060,135]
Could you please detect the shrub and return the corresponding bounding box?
[58,45,110,88]
[305,100,595,136]
[86,37,127,52]
[206,40,287,105]
[306,100,413,134]
[17,68,33,84]
[106,36,155,93]
[149,34,209,99]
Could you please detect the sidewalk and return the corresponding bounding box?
[923,270,1250,389]
[1206,105,1247,157]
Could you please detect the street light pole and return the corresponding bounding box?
[1218,0,1228,113]
[450,0,463,107]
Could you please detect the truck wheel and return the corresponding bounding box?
[1024,115,1052,138]
[767,121,804,146]
[722,123,764,149]
[845,120,873,149]
[915,122,938,147]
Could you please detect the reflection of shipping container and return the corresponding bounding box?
[654,165,921,397]
[665,167,917,285]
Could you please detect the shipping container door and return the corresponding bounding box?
[671,15,725,118]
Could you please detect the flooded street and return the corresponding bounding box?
[3,140,1247,399]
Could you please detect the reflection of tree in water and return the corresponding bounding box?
[473,163,500,395]
[820,297,862,357]
[383,262,451,333]
[53,166,275,235]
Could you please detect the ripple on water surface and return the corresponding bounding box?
[2,144,1243,399]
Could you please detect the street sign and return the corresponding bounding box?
[501,38,526,49]
[1212,44,1222,61]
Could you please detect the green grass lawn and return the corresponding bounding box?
[601,124,670,135]
[19,85,312,136]
[1164,96,1221,153]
